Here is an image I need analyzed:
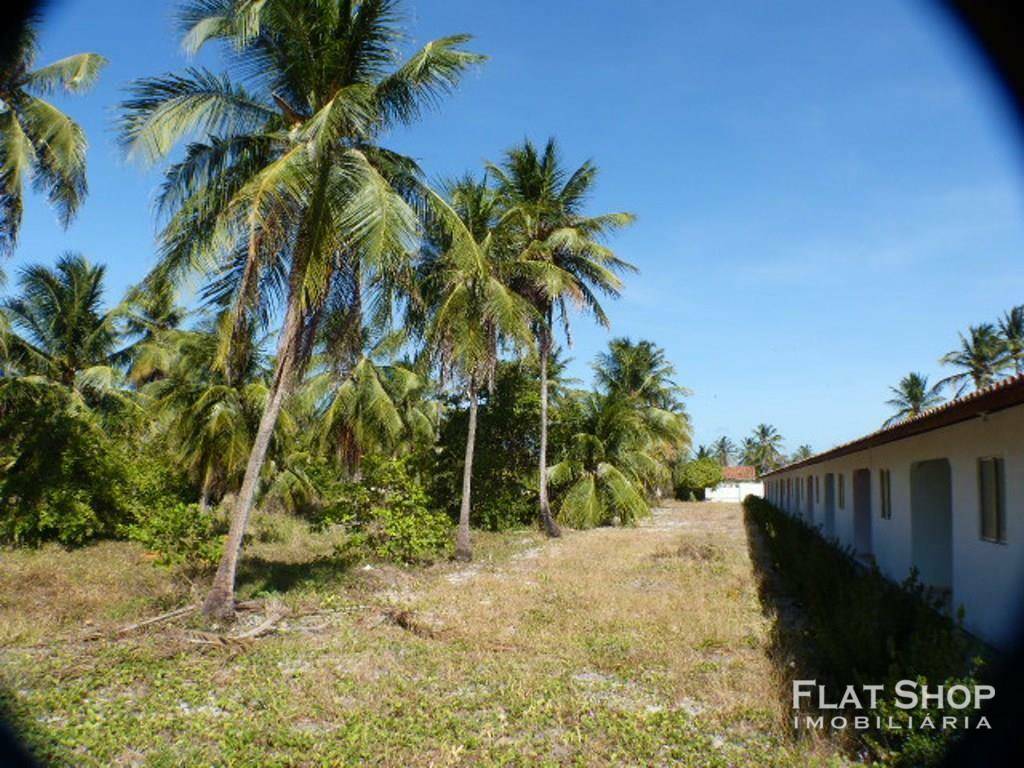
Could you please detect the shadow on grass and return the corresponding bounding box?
[741,506,823,713]
[235,553,358,597]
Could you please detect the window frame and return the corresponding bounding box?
[879,468,892,520]
[978,456,1007,544]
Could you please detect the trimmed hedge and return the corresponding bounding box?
[743,495,986,766]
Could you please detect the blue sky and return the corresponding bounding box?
[16,0,1024,454]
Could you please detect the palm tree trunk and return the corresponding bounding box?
[538,328,562,538]
[455,382,478,562]
[198,471,212,514]
[202,298,301,619]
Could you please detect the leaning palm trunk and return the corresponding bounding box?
[455,382,479,562]
[202,298,301,619]
[537,328,562,538]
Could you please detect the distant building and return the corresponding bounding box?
[762,374,1024,650]
[706,465,764,503]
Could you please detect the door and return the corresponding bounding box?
[853,469,872,557]
[805,476,814,524]
[824,474,835,537]
[910,459,953,591]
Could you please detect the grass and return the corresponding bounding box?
[0,503,858,767]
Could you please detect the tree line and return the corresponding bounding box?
[0,1,691,619]
[687,303,1024,480]
[884,304,1022,426]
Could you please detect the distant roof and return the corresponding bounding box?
[722,465,757,482]
[761,373,1024,478]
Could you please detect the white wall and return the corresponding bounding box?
[706,481,764,503]
[763,405,1024,650]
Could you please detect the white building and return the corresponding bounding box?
[761,374,1024,650]
[706,466,764,503]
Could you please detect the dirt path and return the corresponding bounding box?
[1,502,853,766]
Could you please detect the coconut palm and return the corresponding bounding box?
[120,0,483,617]
[712,436,735,466]
[790,444,813,463]
[939,324,1010,396]
[303,329,438,475]
[693,444,713,461]
[3,253,125,397]
[143,316,278,510]
[420,176,534,560]
[594,337,686,410]
[0,27,106,254]
[548,392,666,529]
[489,138,636,538]
[592,337,690,482]
[999,306,1024,376]
[883,372,945,427]
[741,424,784,474]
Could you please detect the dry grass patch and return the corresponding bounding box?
[0,503,857,766]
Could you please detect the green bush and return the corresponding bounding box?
[127,501,224,571]
[317,456,451,563]
[744,495,985,766]
[0,381,191,546]
[673,457,722,500]
[428,359,578,531]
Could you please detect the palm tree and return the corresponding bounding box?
[120,0,483,618]
[592,337,691,482]
[693,444,713,461]
[3,253,124,394]
[548,392,668,529]
[712,436,735,466]
[999,306,1024,376]
[594,337,686,410]
[741,424,784,474]
[883,372,945,427]
[489,138,636,539]
[0,26,106,254]
[790,444,813,463]
[939,324,1010,395]
[421,176,534,560]
[304,329,437,475]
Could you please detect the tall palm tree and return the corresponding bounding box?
[489,138,635,539]
[742,424,784,474]
[712,436,735,466]
[939,324,1010,395]
[3,253,124,393]
[693,444,713,461]
[0,26,106,254]
[421,176,534,560]
[883,372,945,427]
[999,305,1024,376]
[120,0,483,618]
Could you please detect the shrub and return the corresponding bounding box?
[0,381,191,546]
[674,457,722,500]
[317,456,451,563]
[128,501,224,571]
[743,495,985,766]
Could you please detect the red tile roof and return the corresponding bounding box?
[722,465,757,482]
[761,373,1024,477]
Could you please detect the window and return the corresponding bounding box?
[838,474,845,509]
[879,469,892,520]
[815,476,820,503]
[979,458,1006,543]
